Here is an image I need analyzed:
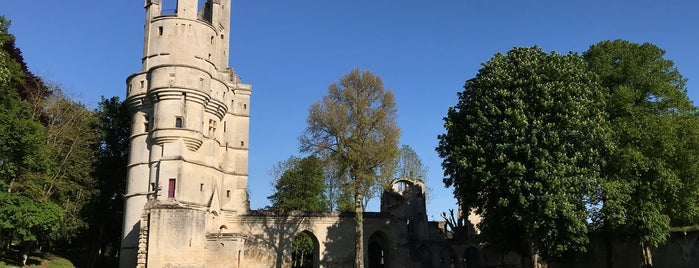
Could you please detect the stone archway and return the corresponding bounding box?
[463,246,480,268]
[368,231,391,268]
[416,244,434,268]
[439,246,456,268]
[291,230,319,268]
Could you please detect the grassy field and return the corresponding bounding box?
[0,254,76,268]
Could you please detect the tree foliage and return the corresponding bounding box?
[437,47,609,261]
[584,40,699,265]
[0,16,102,250]
[268,156,328,212]
[300,69,400,267]
[84,96,130,265]
[395,145,428,181]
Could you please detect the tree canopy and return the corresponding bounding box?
[267,156,328,212]
[300,68,400,268]
[584,40,699,266]
[437,47,610,263]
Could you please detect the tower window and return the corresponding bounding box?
[175,117,183,128]
[240,141,244,147]
[144,114,150,132]
[140,80,145,88]
[226,190,230,198]
[210,36,214,44]
[243,104,247,110]
[168,179,176,198]
[158,26,164,36]
[223,121,226,132]
[208,119,217,136]
[200,183,204,192]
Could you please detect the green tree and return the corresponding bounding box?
[437,47,609,266]
[395,145,428,181]
[268,156,328,212]
[86,96,130,267]
[0,16,49,196]
[300,69,400,268]
[584,40,699,267]
[1,16,101,251]
[39,92,101,241]
[0,16,58,250]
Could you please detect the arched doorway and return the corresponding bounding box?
[439,246,456,268]
[463,246,480,268]
[291,231,319,268]
[368,231,391,268]
[416,244,434,268]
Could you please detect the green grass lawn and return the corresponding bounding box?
[0,254,75,268]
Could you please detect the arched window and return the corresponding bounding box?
[291,231,319,268]
[368,231,391,268]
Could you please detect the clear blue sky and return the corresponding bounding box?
[2,1,698,219]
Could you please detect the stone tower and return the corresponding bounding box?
[120,0,251,267]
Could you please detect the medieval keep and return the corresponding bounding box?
[120,1,485,267]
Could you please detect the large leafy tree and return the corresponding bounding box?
[0,16,62,250]
[584,40,699,267]
[437,47,609,266]
[85,96,130,266]
[268,156,328,212]
[1,16,102,251]
[300,69,400,268]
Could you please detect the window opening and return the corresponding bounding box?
[176,117,183,128]
[240,141,244,147]
[208,119,217,136]
[158,26,164,36]
[197,0,212,23]
[140,80,145,88]
[226,190,230,198]
[243,104,247,110]
[144,115,150,132]
[200,183,204,192]
[223,121,227,132]
[161,0,178,15]
[168,179,176,198]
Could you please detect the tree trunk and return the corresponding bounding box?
[641,241,653,267]
[355,190,364,268]
[604,219,614,268]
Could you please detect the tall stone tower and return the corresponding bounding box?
[120,0,251,267]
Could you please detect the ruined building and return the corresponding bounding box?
[120,1,483,267]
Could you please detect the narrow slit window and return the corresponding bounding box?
[200,183,204,192]
[158,26,164,36]
[226,190,230,198]
[243,104,247,110]
[140,80,145,88]
[240,141,244,147]
[168,179,176,198]
[175,117,183,128]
